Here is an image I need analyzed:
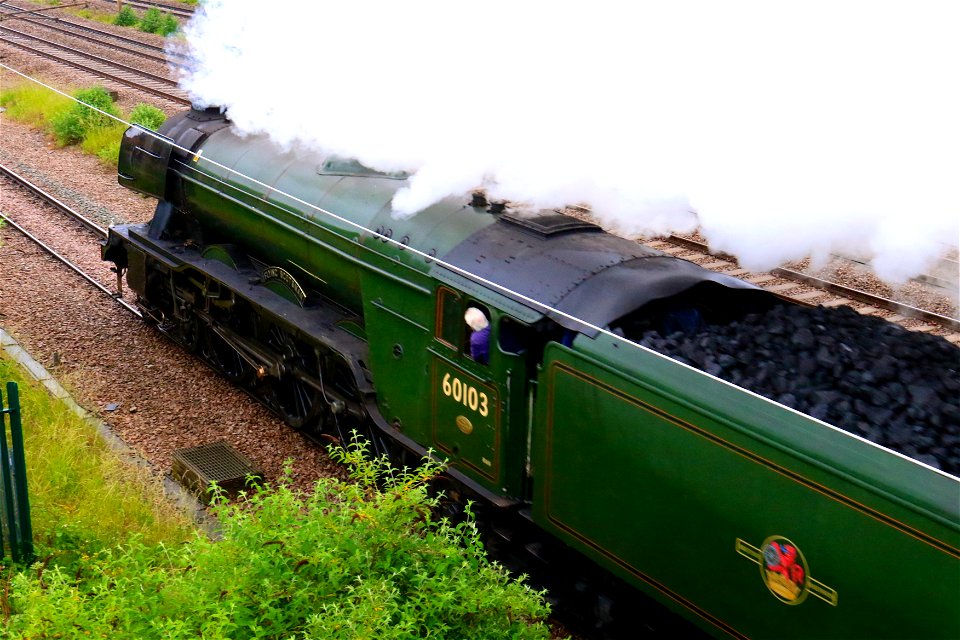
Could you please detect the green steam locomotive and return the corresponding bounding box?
[102,107,959,639]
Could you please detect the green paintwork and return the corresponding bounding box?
[531,335,959,639]
[178,132,496,315]
[170,126,529,497]
[117,114,959,637]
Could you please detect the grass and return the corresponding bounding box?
[0,352,552,637]
[80,120,128,163]
[75,6,124,25]
[4,436,553,638]
[0,356,195,559]
[0,80,167,167]
[0,82,72,128]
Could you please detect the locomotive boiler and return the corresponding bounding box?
[103,107,960,639]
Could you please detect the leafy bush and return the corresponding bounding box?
[50,86,119,146]
[6,441,552,638]
[159,12,180,36]
[81,121,127,164]
[130,103,167,130]
[113,5,138,26]
[137,7,180,35]
[138,6,162,32]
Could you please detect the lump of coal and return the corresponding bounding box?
[632,304,960,476]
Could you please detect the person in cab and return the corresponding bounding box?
[464,307,490,364]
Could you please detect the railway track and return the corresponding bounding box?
[0,3,192,69]
[645,234,960,342]
[0,159,616,640]
[0,163,142,317]
[94,0,195,19]
[3,80,956,639]
[0,22,190,105]
[4,4,953,342]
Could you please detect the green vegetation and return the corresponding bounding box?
[130,102,167,130]
[0,81,71,128]
[75,6,120,24]
[0,357,195,565]
[0,82,167,166]
[50,85,119,145]
[0,355,550,637]
[138,7,181,36]
[4,432,551,638]
[113,4,138,27]
[80,120,128,163]
[31,1,181,34]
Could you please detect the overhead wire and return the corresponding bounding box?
[0,62,620,336]
[0,61,819,419]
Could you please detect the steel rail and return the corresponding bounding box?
[95,0,194,19]
[664,234,960,331]
[0,27,190,105]
[0,210,141,317]
[0,163,140,315]
[0,163,107,237]
[0,1,91,21]
[838,251,958,291]
[0,24,179,85]
[0,4,191,68]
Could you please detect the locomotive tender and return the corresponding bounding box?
[103,107,959,639]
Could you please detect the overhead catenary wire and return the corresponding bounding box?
[6,60,951,477]
[0,62,620,337]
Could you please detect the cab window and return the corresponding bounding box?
[436,288,463,349]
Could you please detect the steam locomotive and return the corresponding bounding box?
[102,107,959,639]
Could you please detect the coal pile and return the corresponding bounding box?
[636,305,960,476]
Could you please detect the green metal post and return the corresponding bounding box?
[7,382,33,563]
[0,382,33,564]
[0,383,15,561]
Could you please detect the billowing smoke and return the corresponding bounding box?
[177,0,958,285]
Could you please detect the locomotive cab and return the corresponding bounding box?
[104,108,958,639]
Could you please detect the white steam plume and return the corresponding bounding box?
[177,0,959,285]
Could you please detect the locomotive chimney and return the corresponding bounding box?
[189,103,228,122]
[470,191,488,208]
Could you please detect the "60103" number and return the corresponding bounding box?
[441,373,490,417]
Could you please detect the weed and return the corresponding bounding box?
[0,358,194,558]
[1,81,168,167]
[0,83,72,128]
[130,103,167,130]
[136,7,180,36]
[138,7,162,32]
[80,121,127,164]
[4,436,552,638]
[113,5,138,27]
[159,12,180,36]
[50,86,119,146]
